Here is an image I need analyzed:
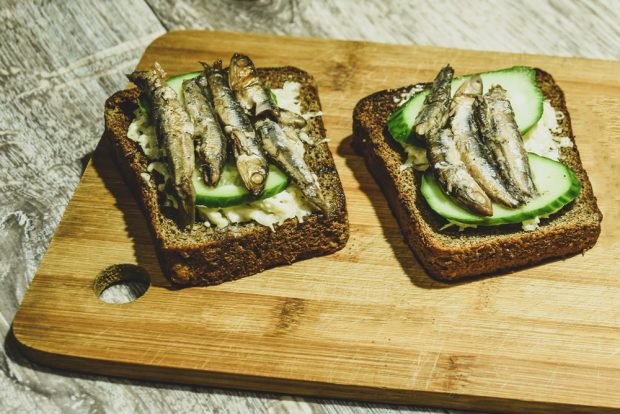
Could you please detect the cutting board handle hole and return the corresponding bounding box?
[93,264,151,304]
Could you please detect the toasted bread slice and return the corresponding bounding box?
[352,69,602,282]
[104,66,348,286]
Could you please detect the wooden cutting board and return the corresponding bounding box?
[13,31,620,413]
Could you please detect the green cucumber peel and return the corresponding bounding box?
[421,153,581,226]
[194,163,289,208]
[388,66,543,146]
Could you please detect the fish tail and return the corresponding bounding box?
[202,165,215,187]
[176,180,196,229]
[310,188,330,216]
[152,62,167,79]
[126,70,147,86]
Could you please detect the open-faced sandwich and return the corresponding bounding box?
[353,65,602,281]
[104,54,348,286]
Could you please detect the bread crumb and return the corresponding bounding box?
[397,85,426,107]
[521,216,540,232]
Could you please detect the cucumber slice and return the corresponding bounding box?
[388,66,543,145]
[165,71,202,104]
[194,163,290,208]
[421,153,581,226]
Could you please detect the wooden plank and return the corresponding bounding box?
[12,30,620,413]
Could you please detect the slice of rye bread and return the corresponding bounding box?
[104,66,349,286]
[352,69,602,282]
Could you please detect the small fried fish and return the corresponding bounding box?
[475,85,537,201]
[127,63,196,229]
[277,108,307,129]
[229,53,279,118]
[203,60,268,195]
[427,128,493,216]
[413,65,454,140]
[450,76,521,208]
[183,75,227,186]
[255,118,328,214]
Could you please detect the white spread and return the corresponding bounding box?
[272,82,302,114]
[520,101,571,231]
[400,143,429,172]
[126,112,161,159]
[393,85,426,107]
[302,111,323,120]
[272,82,324,144]
[146,160,170,180]
[127,108,313,230]
[523,100,572,161]
[520,216,541,232]
[197,185,313,231]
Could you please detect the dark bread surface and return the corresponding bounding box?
[352,69,602,282]
[104,66,349,286]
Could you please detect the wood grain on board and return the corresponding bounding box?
[11,31,620,413]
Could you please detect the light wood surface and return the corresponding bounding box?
[12,30,620,413]
[3,1,620,413]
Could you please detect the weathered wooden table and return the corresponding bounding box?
[2,1,618,412]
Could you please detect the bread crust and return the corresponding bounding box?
[104,66,349,286]
[352,69,602,282]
